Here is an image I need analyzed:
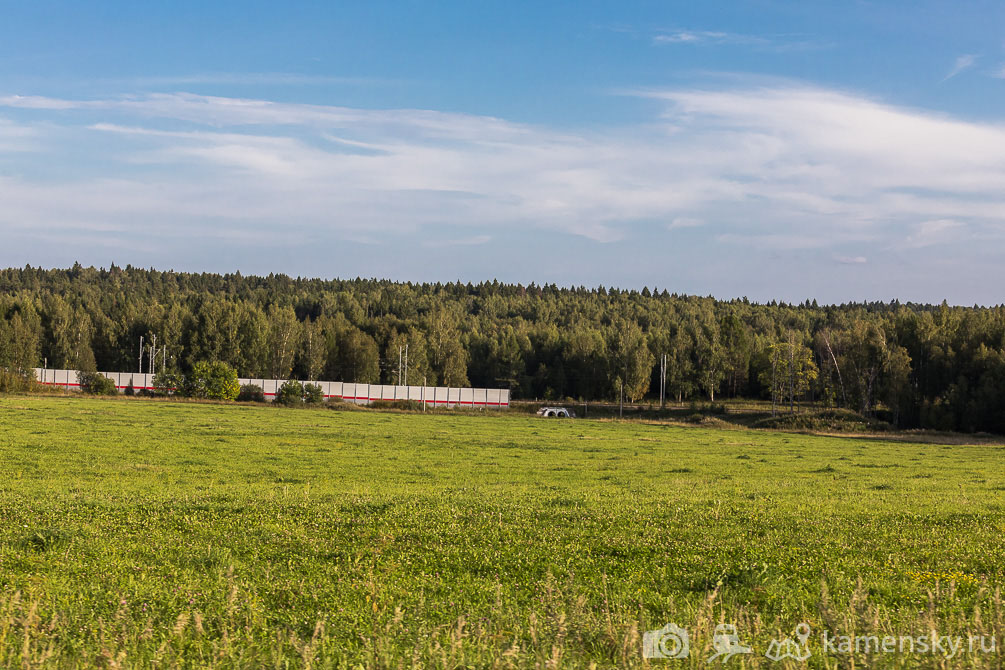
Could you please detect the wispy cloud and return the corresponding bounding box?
[651,29,824,52]
[943,54,978,81]
[904,219,967,248]
[716,233,831,250]
[1,92,531,142]
[2,86,1005,268]
[0,117,37,150]
[667,217,705,230]
[422,234,492,248]
[120,72,397,88]
[653,30,736,45]
[833,255,867,265]
[0,95,79,110]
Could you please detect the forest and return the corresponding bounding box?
[1,264,1003,433]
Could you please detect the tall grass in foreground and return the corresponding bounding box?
[1,395,1003,668]
[4,579,1001,668]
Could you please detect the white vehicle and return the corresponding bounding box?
[536,406,575,418]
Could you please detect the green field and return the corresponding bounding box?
[1,396,1003,668]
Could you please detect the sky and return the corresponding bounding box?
[2,1,1005,304]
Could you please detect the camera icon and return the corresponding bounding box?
[643,622,690,659]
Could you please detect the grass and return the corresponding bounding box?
[1,395,1004,668]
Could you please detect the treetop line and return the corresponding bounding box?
[1,264,1004,434]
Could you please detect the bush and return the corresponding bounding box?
[275,379,305,406]
[326,396,360,411]
[687,401,727,415]
[0,368,37,393]
[78,371,118,396]
[237,383,266,403]
[152,371,184,396]
[303,383,324,405]
[184,361,240,400]
[274,380,326,406]
[753,408,890,433]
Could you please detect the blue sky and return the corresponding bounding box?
[3,1,1005,303]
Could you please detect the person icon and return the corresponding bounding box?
[707,623,753,663]
[765,623,811,662]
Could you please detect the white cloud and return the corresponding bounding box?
[0,117,36,151]
[667,217,705,230]
[944,54,978,80]
[0,95,79,110]
[640,86,1005,195]
[123,72,391,87]
[651,29,822,51]
[833,255,867,264]
[654,30,731,45]
[2,86,1005,258]
[422,235,492,248]
[1,93,533,142]
[716,233,830,250]
[904,219,967,248]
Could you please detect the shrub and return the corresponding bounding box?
[0,368,37,393]
[78,371,118,395]
[326,396,361,411]
[753,408,890,433]
[152,371,184,396]
[184,362,240,400]
[686,412,706,424]
[124,381,135,396]
[275,379,305,406]
[303,383,324,405]
[237,383,266,403]
[274,381,325,406]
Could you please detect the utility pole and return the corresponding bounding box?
[150,334,156,375]
[398,346,402,385]
[423,375,426,412]
[138,336,144,373]
[162,346,167,374]
[404,344,408,386]
[660,353,667,409]
[619,378,624,419]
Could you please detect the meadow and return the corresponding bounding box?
[1,395,1003,668]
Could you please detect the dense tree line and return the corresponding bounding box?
[1,264,1004,433]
